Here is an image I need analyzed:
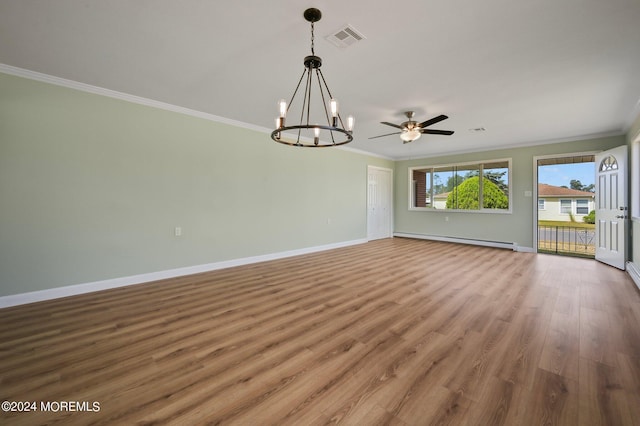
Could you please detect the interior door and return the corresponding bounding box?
[595,145,628,270]
[367,166,392,240]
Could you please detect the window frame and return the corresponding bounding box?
[538,199,546,210]
[560,199,572,215]
[408,158,512,214]
[576,199,589,215]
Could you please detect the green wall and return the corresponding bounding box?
[0,72,392,297]
[1,70,635,299]
[394,136,625,249]
[627,111,640,268]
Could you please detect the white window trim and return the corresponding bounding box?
[408,158,512,214]
[576,199,589,215]
[538,199,546,210]
[559,199,572,215]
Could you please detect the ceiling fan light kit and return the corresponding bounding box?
[400,129,422,143]
[271,8,354,147]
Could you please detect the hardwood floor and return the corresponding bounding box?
[1,238,640,425]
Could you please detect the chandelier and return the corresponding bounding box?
[271,8,354,147]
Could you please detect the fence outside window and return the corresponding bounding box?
[537,225,595,258]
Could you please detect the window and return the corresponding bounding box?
[576,199,589,215]
[409,159,510,212]
[599,155,618,172]
[433,163,480,210]
[560,199,571,214]
[538,199,546,210]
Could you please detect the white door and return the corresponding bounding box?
[595,145,628,270]
[367,166,392,240]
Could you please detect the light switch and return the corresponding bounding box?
[524,190,532,197]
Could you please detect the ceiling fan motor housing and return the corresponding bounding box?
[402,120,418,130]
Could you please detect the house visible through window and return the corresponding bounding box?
[560,199,571,214]
[576,199,589,215]
[538,199,545,210]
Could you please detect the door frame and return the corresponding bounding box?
[532,151,598,254]
[367,165,393,240]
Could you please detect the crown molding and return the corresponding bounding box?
[0,63,274,133]
[0,63,388,160]
[394,130,626,161]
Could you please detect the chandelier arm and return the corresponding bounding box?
[296,68,313,144]
[317,68,346,131]
[315,69,329,125]
[305,68,313,127]
[287,68,308,116]
[315,69,336,144]
[317,67,333,100]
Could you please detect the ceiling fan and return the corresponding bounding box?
[369,111,454,143]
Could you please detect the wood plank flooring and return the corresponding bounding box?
[1,237,640,425]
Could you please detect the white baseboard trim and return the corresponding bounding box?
[515,246,536,253]
[394,232,516,251]
[0,238,367,309]
[628,261,640,292]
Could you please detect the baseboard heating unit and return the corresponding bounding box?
[393,232,527,251]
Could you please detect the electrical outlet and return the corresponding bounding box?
[174,227,182,237]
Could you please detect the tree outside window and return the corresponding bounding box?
[409,159,510,212]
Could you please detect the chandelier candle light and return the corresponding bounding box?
[271,8,354,147]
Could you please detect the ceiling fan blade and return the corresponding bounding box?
[419,114,448,128]
[368,131,402,140]
[380,121,403,129]
[420,129,454,135]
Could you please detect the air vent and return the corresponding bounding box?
[325,24,366,48]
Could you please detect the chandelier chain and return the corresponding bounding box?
[310,21,315,55]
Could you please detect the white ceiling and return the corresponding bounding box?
[1,0,639,159]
